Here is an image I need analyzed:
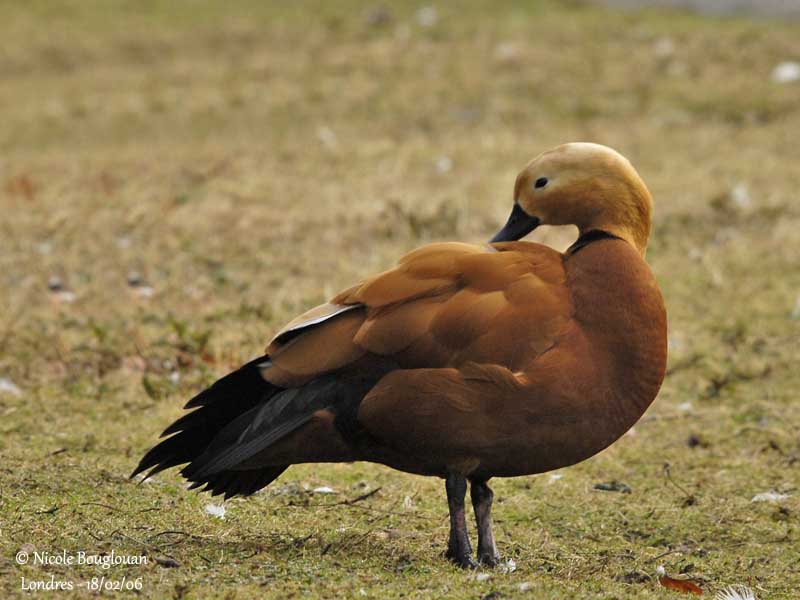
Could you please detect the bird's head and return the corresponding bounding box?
[491,142,653,256]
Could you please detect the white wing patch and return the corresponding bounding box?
[270,303,363,346]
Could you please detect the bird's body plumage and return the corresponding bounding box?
[133,142,668,567]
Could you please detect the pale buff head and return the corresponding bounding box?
[493,143,653,256]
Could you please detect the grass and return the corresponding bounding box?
[1,1,799,597]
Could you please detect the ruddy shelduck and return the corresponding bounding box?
[134,142,667,568]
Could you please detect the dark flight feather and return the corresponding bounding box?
[131,355,284,489]
[183,378,340,479]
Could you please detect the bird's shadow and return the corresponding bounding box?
[138,527,438,573]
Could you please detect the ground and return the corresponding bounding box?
[1,1,799,598]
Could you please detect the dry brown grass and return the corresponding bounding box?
[1,1,799,598]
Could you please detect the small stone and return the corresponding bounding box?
[127,270,144,287]
[730,183,751,209]
[133,285,155,298]
[772,61,800,84]
[653,37,675,58]
[686,434,709,449]
[415,6,438,28]
[0,378,22,397]
[435,156,453,173]
[47,275,64,292]
[317,126,339,150]
[493,42,522,64]
[54,290,76,303]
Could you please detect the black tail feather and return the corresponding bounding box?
[131,355,288,497]
[193,466,288,500]
[182,378,340,480]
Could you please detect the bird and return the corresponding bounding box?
[132,142,667,569]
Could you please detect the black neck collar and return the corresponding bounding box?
[567,230,621,254]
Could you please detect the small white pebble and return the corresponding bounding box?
[54,290,77,303]
[677,402,693,412]
[493,41,521,63]
[168,372,180,385]
[134,285,155,298]
[518,581,532,592]
[435,156,453,173]
[0,378,22,397]
[653,37,675,58]
[656,565,666,576]
[751,491,791,503]
[205,503,226,519]
[313,486,336,494]
[415,6,438,28]
[730,183,751,209]
[771,61,800,84]
[549,473,564,482]
[316,126,339,150]
[474,572,491,582]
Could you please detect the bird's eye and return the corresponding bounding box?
[534,177,548,189]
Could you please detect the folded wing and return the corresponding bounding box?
[264,240,572,401]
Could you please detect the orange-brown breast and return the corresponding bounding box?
[564,238,668,425]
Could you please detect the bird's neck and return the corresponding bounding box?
[578,222,648,257]
[567,229,621,255]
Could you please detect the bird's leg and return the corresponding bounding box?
[445,472,477,568]
[470,478,501,567]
